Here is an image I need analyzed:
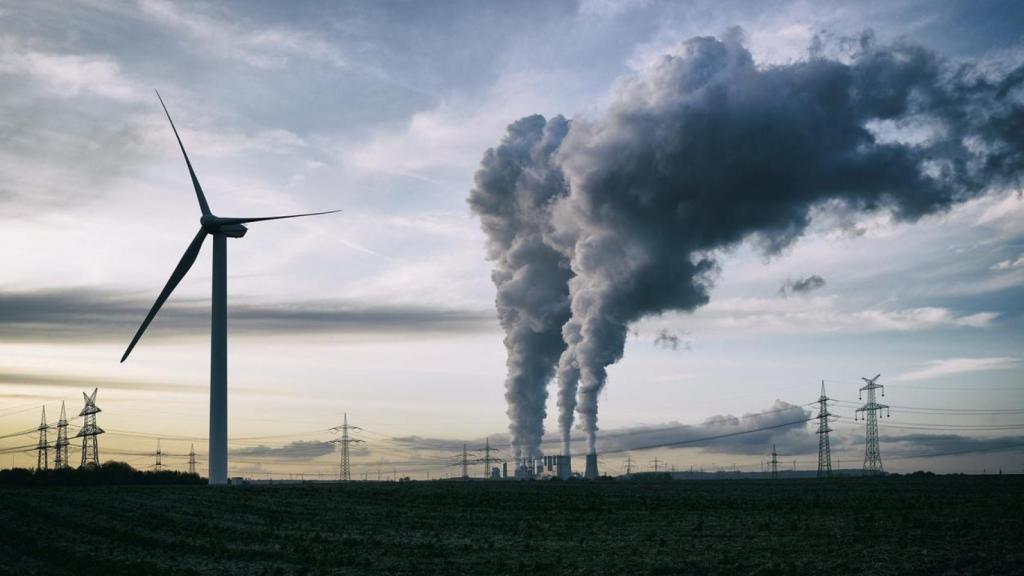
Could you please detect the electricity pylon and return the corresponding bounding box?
[770,444,778,480]
[855,374,890,474]
[650,456,661,472]
[816,381,833,478]
[476,438,502,479]
[625,455,633,476]
[330,413,363,481]
[35,406,48,471]
[153,439,163,471]
[461,443,470,480]
[188,444,197,475]
[76,388,104,467]
[54,402,69,470]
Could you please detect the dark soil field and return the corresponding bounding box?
[1,475,1022,575]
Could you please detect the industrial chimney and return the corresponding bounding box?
[584,453,598,479]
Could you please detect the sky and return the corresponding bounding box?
[0,0,1022,479]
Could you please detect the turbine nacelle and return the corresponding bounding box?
[200,214,248,237]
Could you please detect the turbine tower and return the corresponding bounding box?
[54,401,69,470]
[816,381,833,478]
[76,388,103,467]
[855,374,890,474]
[120,91,339,485]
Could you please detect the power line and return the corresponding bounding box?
[0,428,38,440]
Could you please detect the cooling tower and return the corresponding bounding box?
[557,454,572,479]
[584,453,598,479]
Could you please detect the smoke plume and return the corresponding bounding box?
[779,275,826,297]
[473,29,1024,457]
[468,115,572,461]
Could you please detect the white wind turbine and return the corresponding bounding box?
[121,91,339,484]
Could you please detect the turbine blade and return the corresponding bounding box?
[155,90,211,216]
[121,229,207,363]
[217,209,341,225]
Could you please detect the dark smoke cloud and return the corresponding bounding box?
[653,328,690,351]
[468,115,573,461]
[472,29,1024,456]
[779,275,826,297]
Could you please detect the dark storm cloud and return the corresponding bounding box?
[882,433,1024,458]
[0,369,202,394]
[0,287,494,343]
[473,29,1024,456]
[388,402,816,457]
[389,434,510,455]
[468,115,573,461]
[595,401,816,456]
[230,440,335,460]
[779,275,827,297]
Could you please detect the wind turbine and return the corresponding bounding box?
[121,91,339,485]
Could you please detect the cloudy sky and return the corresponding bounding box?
[0,0,1022,478]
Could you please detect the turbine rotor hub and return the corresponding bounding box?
[200,214,248,237]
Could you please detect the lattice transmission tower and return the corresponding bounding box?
[54,401,69,470]
[188,444,197,475]
[770,444,778,480]
[152,439,163,471]
[855,374,890,474]
[461,443,470,480]
[476,438,502,479]
[76,388,104,467]
[816,381,833,478]
[35,406,49,471]
[330,413,363,481]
